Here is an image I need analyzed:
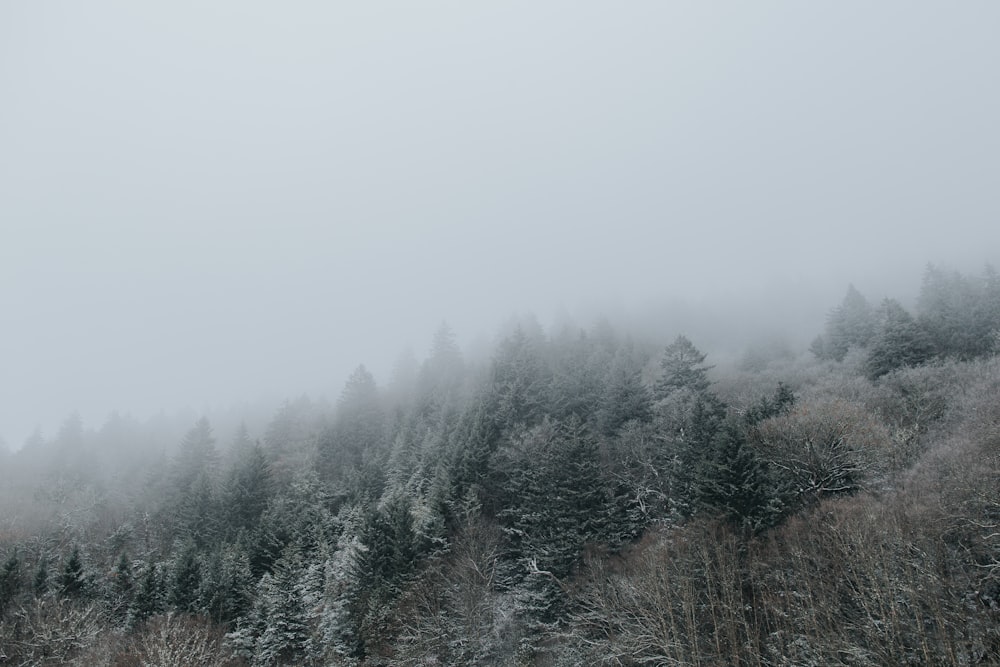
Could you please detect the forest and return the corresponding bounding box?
[1,263,999,666]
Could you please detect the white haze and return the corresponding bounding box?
[2,2,998,447]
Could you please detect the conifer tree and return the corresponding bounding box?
[655,335,713,399]
[597,347,652,435]
[866,299,934,379]
[58,546,88,599]
[0,552,21,617]
[698,422,786,533]
[109,552,134,619]
[130,563,163,625]
[820,284,877,361]
[318,365,385,481]
[168,543,202,613]
[223,443,272,536]
[33,556,48,597]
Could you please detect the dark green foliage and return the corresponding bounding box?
[549,329,611,424]
[447,397,503,513]
[743,382,796,427]
[597,347,652,435]
[177,471,220,547]
[108,552,134,618]
[0,552,21,617]
[495,418,609,586]
[356,494,418,597]
[697,422,787,533]
[167,543,202,612]
[6,280,999,666]
[33,556,48,596]
[223,443,272,537]
[241,549,312,666]
[866,298,935,379]
[199,545,254,624]
[130,562,163,624]
[58,546,89,599]
[491,326,552,430]
[655,334,713,399]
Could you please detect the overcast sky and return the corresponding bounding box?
[2,2,999,447]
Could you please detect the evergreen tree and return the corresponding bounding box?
[318,365,385,480]
[129,562,163,625]
[743,383,796,428]
[494,417,609,622]
[250,551,311,666]
[0,552,21,617]
[917,264,1000,360]
[167,543,202,612]
[698,422,786,533]
[549,329,610,424]
[199,544,254,625]
[866,298,935,379]
[172,417,220,495]
[32,556,48,597]
[58,546,89,599]
[814,284,877,361]
[417,321,466,413]
[356,493,418,598]
[597,347,652,435]
[223,443,273,536]
[178,471,220,547]
[654,335,713,399]
[109,552,134,618]
[490,326,552,431]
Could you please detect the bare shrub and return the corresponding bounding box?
[0,596,104,666]
[113,612,242,667]
[752,398,893,502]
[386,514,522,666]
[565,521,755,666]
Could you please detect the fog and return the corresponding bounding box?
[2,2,998,448]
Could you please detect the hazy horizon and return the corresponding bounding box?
[3,2,999,448]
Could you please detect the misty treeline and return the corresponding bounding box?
[1,264,999,666]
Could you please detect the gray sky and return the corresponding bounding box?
[2,2,999,447]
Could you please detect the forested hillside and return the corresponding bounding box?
[2,265,999,666]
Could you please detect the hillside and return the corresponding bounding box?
[1,266,999,666]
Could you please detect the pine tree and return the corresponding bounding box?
[178,471,220,547]
[698,422,785,533]
[318,365,385,481]
[223,443,272,536]
[251,551,311,666]
[199,544,254,625]
[0,552,21,617]
[109,552,134,619]
[917,264,1000,360]
[173,417,220,493]
[129,562,163,625]
[167,543,202,613]
[58,546,88,599]
[655,335,713,400]
[819,284,877,361]
[866,299,934,379]
[597,347,652,435]
[33,556,48,597]
[495,417,609,623]
[490,326,552,431]
[356,494,417,597]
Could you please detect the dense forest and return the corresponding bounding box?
[2,264,999,666]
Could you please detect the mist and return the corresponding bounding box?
[2,1,998,447]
